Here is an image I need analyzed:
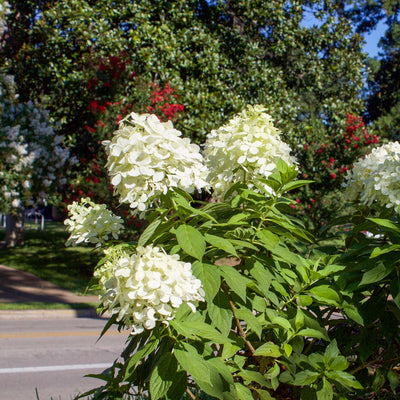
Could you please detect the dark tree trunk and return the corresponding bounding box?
[5,211,24,247]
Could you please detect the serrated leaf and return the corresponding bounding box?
[208,290,233,337]
[205,233,238,257]
[297,328,329,341]
[371,244,400,258]
[171,320,231,343]
[150,353,177,400]
[191,262,220,303]
[254,342,282,358]
[359,263,391,286]
[249,260,271,297]
[176,224,205,260]
[174,344,211,385]
[317,378,333,400]
[293,370,320,386]
[271,316,293,331]
[220,265,250,302]
[124,336,159,379]
[256,229,280,249]
[325,371,363,390]
[234,382,254,400]
[367,217,400,233]
[172,192,217,222]
[138,218,161,247]
[308,285,340,306]
[281,180,314,193]
[235,308,262,338]
[284,343,293,356]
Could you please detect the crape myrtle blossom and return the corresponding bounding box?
[64,198,124,247]
[203,105,296,197]
[103,112,209,217]
[344,141,400,208]
[94,245,205,334]
[0,100,73,213]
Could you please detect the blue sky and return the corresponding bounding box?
[363,20,386,58]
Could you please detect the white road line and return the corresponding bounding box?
[0,363,111,374]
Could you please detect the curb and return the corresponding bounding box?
[0,308,105,320]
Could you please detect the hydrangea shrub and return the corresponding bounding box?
[70,107,400,400]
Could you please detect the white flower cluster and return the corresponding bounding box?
[94,245,205,334]
[103,112,209,216]
[203,105,295,197]
[64,198,124,247]
[0,100,73,212]
[344,141,400,208]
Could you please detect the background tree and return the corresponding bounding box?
[366,22,400,139]
[1,0,368,229]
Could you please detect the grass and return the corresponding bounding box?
[0,221,101,296]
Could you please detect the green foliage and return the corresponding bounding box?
[3,0,365,145]
[78,161,400,399]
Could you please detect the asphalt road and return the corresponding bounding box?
[0,317,130,400]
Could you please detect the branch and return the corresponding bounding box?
[222,283,255,355]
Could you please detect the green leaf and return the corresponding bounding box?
[387,369,400,393]
[219,265,250,302]
[265,362,280,379]
[359,263,391,286]
[191,262,220,303]
[254,342,282,358]
[370,244,400,258]
[271,316,293,332]
[174,344,211,385]
[284,343,293,357]
[367,217,400,233]
[324,339,339,365]
[297,328,329,341]
[256,229,279,249]
[205,233,238,257]
[255,389,275,400]
[237,370,269,386]
[271,245,306,266]
[234,382,254,400]
[317,378,333,400]
[124,336,159,379]
[208,290,233,337]
[235,308,262,338]
[165,370,187,400]
[342,302,364,325]
[329,356,349,372]
[298,295,313,306]
[249,261,271,297]
[325,371,363,390]
[293,370,320,386]
[295,309,305,330]
[171,320,231,343]
[281,180,314,193]
[228,213,249,224]
[150,352,177,400]
[175,224,206,260]
[172,192,217,222]
[308,285,340,306]
[138,218,161,247]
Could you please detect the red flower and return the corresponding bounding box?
[330,173,337,179]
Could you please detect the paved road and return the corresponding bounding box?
[0,317,130,400]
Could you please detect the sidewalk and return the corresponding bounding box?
[0,264,101,319]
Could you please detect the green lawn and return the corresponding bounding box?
[0,221,101,296]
